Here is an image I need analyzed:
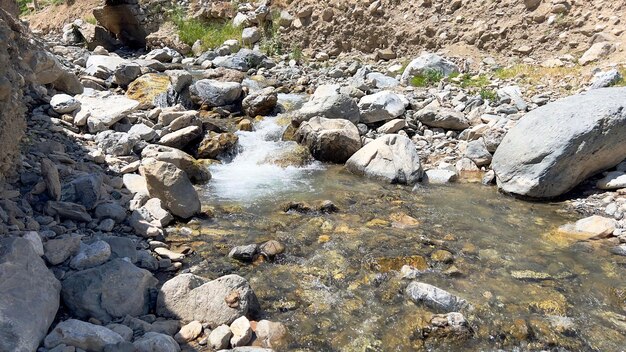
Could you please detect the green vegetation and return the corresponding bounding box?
[84,15,97,25]
[290,44,303,61]
[171,7,242,52]
[494,64,581,83]
[259,11,283,56]
[18,0,65,14]
[410,69,444,87]
[614,66,626,87]
[479,88,498,101]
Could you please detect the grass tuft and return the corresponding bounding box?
[171,7,242,51]
[410,69,445,87]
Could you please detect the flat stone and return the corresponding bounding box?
[44,319,124,351]
[557,215,616,240]
[405,282,468,312]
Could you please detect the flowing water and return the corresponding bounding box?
[173,106,626,351]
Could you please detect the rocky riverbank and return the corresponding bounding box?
[1,0,626,351]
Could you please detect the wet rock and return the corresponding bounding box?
[70,240,112,270]
[510,270,552,281]
[492,88,626,198]
[0,237,61,352]
[400,53,459,85]
[209,325,232,350]
[255,320,287,348]
[174,321,203,343]
[44,319,124,352]
[346,134,422,184]
[259,240,285,259]
[420,312,472,340]
[414,107,469,130]
[557,215,616,240]
[126,73,171,109]
[190,79,242,107]
[51,94,80,114]
[157,274,259,327]
[242,87,278,117]
[159,125,203,150]
[133,332,181,352]
[196,132,239,159]
[295,117,362,163]
[140,159,200,219]
[406,282,468,312]
[44,236,81,265]
[229,244,258,262]
[62,259,158,323]
[431,249,453,263]
[291,85,360,125]
[230,316,252,347]
[141,144,211,184]
[358,91,408,124]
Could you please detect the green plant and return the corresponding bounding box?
[479,88,498,101]
[290,44,303,61]
[410,69,444,87]
[614,66,626,87]
[170,7,242,51]
[84,15,97,25]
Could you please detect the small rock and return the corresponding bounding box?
[50,94,81,114]
[228,244,258,262]
[174,320,203,343]
[229,316,252,347]
[209,325,232,350]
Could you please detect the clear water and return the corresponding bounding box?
[181,116,626,351]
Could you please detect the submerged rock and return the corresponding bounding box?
[346,134,422,184]
[492,88,626,198]
[406,282,468,312]
[556,215,616,240]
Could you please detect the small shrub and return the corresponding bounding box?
[614,67,626,87]
[290,44,302,61]
[410,69,444,87]
[479,88,498,101]
[171,7,242,51]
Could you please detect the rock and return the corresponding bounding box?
[44,236,81,265]
[62,173,105,210]
[157,274,259,327]
[126,73,171,109]
[0,237,61,352]
[406,282,468,312]
[85,55,128,79]
[51,94,81,114]
[123,174,149,196]
[44,319,124,352]
[291,85,360,125]
[497,86,528,111]
[377,119,406,134]
[196,132,239,160]
[258,240,285,258]
[142,198,174,227]
[492,88,626,198]
[464,139,492,167]
[146,48,175,63]
[426,312,472,339]
[159,126,203,150]
[129,123,158,142]
[75,90,140,132]
[141,144,211,184]
[189,79,242,107]
[61,259,158,323]
[93,3,147,48]
[45,201,92,222]
[557,215,616,240]
[524,0,542,10]
[155,247,185,262]
[579,42,615,65]
[228,244,258,262]
[96,131,139,157]
[107,323,134,342]
[591,69,622,89]
[229,316,252,347]
[133,332,181,352]
[242,27,261,46]
[94,202,127,223]
[346,134,422,184]
[140,159,200,219]
[242,87,278,117]
[358,91,408,124]
[400,53,459,85]
[295,117,362,163]
[255,320,287,348]
[175,321,203,343]
[41,157,61,201]
[209,325,232,350]
[414,107,469,130]
[22,231,44,256]
[70,240,112,270]
[113,62,142,87]
[424,169,458,184]
[597,171,626,190]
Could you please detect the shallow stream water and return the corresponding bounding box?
[173,104,626,351]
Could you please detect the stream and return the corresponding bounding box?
[169,97,626,351]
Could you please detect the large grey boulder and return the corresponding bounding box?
[492,88,626,198]
[140,158,200,219]
[346,134,422,184]
[44,319,124,352]
[0,237,61,352]
[295,117,362,163]
[141,144,211,184]
[75,90,140,133]
[291,85,360,125]
[400,53,459,85]
[189,79,242,107]
[85,55,129,79]
[157,274,260,327]
[61,259,158,323]
[358,91,408,124]
[405,282,468,312]
[414,107,469,130]
[133,332,181,352]
[242,87,278,117]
